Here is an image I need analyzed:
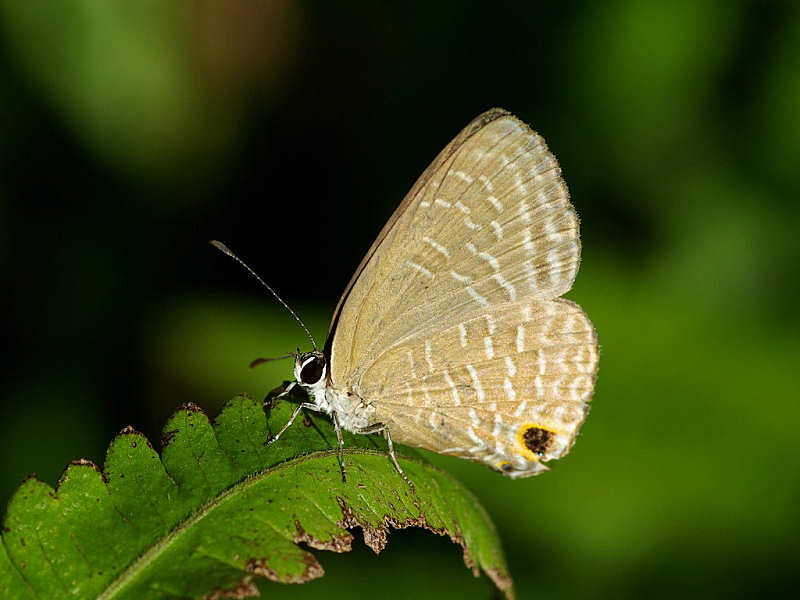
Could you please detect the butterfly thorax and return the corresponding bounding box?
[293,351,375,431]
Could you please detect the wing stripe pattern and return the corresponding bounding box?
[328,110,598,478]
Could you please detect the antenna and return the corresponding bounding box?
[209,240,318,351]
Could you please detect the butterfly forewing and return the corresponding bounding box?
[327,109,598,476]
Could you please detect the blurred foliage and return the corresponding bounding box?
[0,0,301,179]
[0,0,798,598]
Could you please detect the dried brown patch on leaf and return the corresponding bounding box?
[56,458,103,486]
[293,520,353,553]
[485,567,516,600]
[204,575,260,599]
[161,429,179,447]
[336,496,469,561]
[336,496,388,553]
[113,426,157,451]
[333,495,515,595]
[245,554,324,584]
[450,521,478,576]
[70,458,100,470]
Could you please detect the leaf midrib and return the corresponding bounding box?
[97,447,422,600]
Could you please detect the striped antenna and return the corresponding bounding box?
[209,240,318,351]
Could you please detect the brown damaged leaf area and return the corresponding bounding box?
[203,576,260,599]
[335,495,517,600]
[337,496,452,556]
[294,519,354,553]
[232,495,513,598]
[485,567,515,598]
[2,396,513,600]
[245,554,324,584]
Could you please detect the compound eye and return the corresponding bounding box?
[300,356,325,385]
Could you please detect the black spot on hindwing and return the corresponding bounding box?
[523,427,552,456]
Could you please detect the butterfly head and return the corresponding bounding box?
[293,350,328,392]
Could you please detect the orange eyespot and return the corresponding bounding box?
[516,423,557,460]
[497,460,514,473]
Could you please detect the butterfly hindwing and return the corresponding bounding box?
[359,298,597,477]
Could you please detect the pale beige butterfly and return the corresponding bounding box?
[214,108,598,487]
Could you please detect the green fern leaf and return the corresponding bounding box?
[1,393,514,599]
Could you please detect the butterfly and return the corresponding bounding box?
[214,108,598,488]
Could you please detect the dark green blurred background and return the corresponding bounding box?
[1,1,798,598]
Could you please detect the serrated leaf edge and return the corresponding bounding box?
[3,399,514,600]
[97,447,512,599]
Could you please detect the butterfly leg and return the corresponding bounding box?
[264,401,318,446]
[262,380,296,409]
[272,380,296,401]
[331,411,347,483]
[355,424,415,491]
